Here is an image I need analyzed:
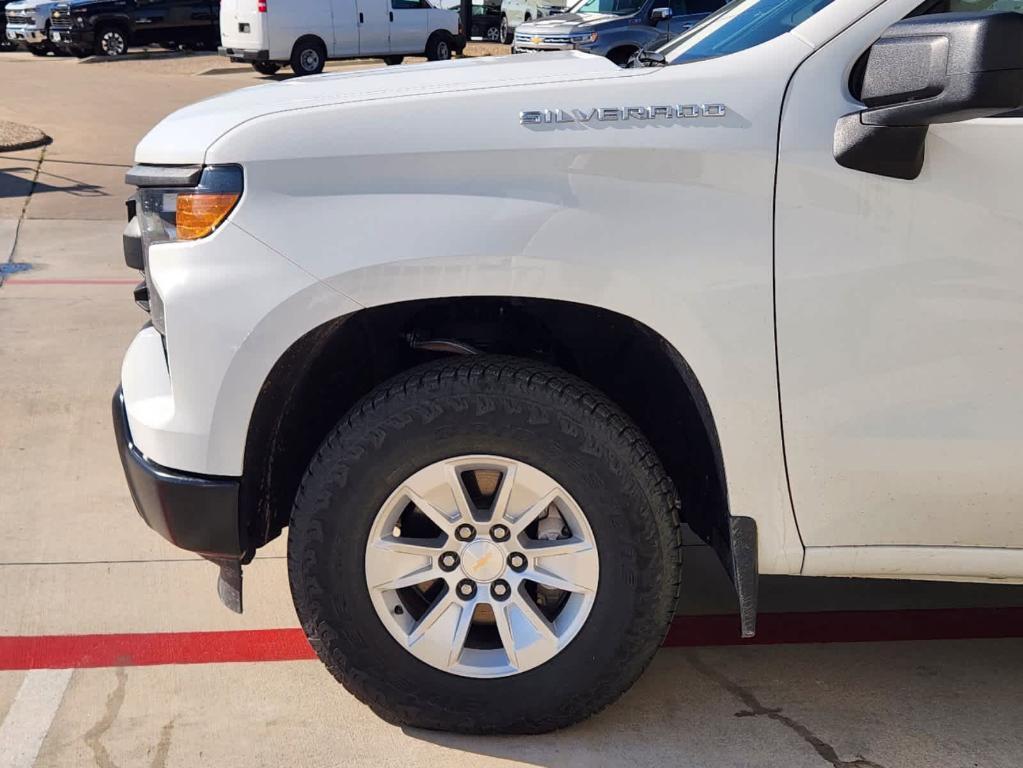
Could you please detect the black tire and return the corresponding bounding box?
[251,61,281,75]
[94,25,128,57]
[383,55,404,65]
[290,37,326,76]
[28,45,50,57]
[500,15,512,44]
[424,31,453,61]
[288,356,682,734]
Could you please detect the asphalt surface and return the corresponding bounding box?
[2,49,1023,768]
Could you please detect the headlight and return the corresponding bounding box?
[570,31,598,43]
[138,165,242,250]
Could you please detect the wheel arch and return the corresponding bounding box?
[291,33,327,59]
[239,296,758,633]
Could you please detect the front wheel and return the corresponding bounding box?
[500,15,513,44]
[251,61,281,75]
[95,26,128,57]
[28,44,51,57]
[288,357,682,733]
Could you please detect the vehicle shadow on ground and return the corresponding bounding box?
[0,166,105,199]
[406,636,1023,767]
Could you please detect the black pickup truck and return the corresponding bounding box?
[49,0,219,57]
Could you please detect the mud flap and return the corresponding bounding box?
[215,559,244,614]
[726,516,758,638]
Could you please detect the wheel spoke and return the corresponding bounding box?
[407,593,457,646]
[447,601,476,667]
[406,595,476,670]
[444,463,477,522]
[402,486,460,533]
[504,488,559,536]
[524,539,598,594]
[366,536,443,591]
[500,591,561,670]
[489,462,518,523]
[492,601,519,670]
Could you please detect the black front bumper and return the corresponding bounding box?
[112,387,244,562]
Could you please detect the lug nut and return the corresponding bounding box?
[490,524,510,542]
[439,551,459,572]
[456,579,477,600]
[491,580,511,601]
[507,552,527,572]
[455,524,476,542]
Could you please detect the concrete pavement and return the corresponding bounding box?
[1,50,1023,767]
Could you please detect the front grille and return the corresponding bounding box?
[515,33,575,44]
[49,17,73,32]
[7,14,35,25]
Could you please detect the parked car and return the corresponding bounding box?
[5,0,60,55]
[499,0,566,42]
[220,0,465,76]
[117,0,1023,737]
[513,0,722,65]
[48,0,220,57]
[468,2,501,39]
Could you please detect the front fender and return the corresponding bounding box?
[210,46,809,573]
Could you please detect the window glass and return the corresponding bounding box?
[391,0,427,8]
[669,0,687,12]
[687,0,724,11]
[569,0,646,16]
[662,0,836,63]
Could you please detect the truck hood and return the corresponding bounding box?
[6,0,57,11]
[517,12,622,33]
[135,52,625,165]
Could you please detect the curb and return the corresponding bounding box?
[0,121,50,153]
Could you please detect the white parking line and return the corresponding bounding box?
[0,669,73,768]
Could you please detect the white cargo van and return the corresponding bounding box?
[219,0,465,75]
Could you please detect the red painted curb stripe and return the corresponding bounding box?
[1,608,1021,671]
[3,278,140,286]
[0,629,315,671]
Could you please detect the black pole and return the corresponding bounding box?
[460,0,472,51]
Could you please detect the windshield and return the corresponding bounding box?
[661,0,836,63]
[568,0,645,15]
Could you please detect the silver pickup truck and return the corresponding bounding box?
[4,0,59,54]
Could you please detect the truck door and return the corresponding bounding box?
[132,0,172,44]
[356,0,389,53]
[330,0,360,55]
[388,0,428,53]
[775,0,1023,568]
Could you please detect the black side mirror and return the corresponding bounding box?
[835,12,1023,180]
[650,6,672,22]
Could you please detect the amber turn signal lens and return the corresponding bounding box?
[176,192,240,240]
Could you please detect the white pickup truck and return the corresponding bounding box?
[116,0,1023,735]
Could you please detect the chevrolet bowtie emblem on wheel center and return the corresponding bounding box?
[520,104,727,125]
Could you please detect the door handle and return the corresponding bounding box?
[359,11,364,22]
[389,11,393,20]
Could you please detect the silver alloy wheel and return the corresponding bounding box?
[486,25,501,41]
[101,31,125,56]
[365,455,599,678]
[300,47,321,72]
[437,39,450,59]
